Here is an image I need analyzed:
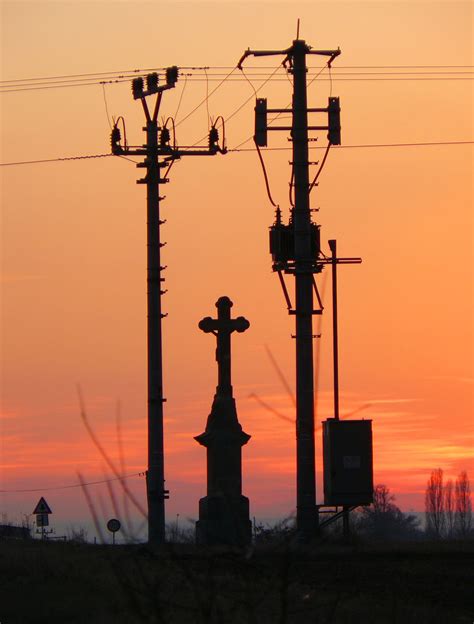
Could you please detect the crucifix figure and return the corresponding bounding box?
[199,296,250,397]
[195,296,252,546]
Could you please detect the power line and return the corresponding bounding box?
[1,141,472,167]
[183,70,474,76]
[1,73,145,88]
[255,141,278,207]
[140,77,474,82]
[174,66,238,128]
[310,65,474,69]
[0,69,163,84]
[232,63,328,151]
[1,64,472,83]
[0,153,113,166]
[200,65,474,69]
[2,68,474,94]
[102,84,113,130]
[128,71,474,78]
[173,73,188,122]
[2,77,473,94]
[0,78,134,94]
[189,63,283,147]
[0,472,145,493]
[229,140,474,152]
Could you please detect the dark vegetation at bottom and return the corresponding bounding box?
[1,540,473,624]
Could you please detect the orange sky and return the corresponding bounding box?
[1,1,473,538]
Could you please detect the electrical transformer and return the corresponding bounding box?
[323,419,373,506]
[269,221,320,264]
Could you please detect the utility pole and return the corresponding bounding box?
[111,67,226,546]
[292,40,319,543]
[239,39,352,542]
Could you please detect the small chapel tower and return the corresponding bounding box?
[195,296,252,546]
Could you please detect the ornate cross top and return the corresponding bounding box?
[199,296,250,396]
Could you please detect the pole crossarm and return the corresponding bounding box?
[113,146,225,158]
[317,505,358,529]
[272,257,361,276]
[318,257,362,265]
[268,126,331,132]
[237,48,290,69]
[237,41,340,70]
[307,49,341,67]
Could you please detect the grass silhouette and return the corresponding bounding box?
[5,390,468,623]
[1,538,473,623]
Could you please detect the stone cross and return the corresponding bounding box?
[199,296,250,396]
[195,295,252,546]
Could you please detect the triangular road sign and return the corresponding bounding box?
[33,496,52,515]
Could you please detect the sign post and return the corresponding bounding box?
[106,518,121,545]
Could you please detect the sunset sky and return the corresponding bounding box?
[1,0,473,539]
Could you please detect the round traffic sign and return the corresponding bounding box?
[106,518,121,533]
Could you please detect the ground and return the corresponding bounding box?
[0,539,473,623]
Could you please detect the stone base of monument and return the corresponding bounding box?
[196,494,252,546]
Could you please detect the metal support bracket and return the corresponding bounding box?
[277,270,293,311]
[317,505,358,530]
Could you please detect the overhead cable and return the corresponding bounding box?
[174,66,238,128]
[0,472,144,493]
[229,140,474,152]
[255,142,278,208]
[1,141,472,167]
[309,143,332,193]
[1,64,472,83]
[189,63,282,148]
[0,153,113,166]
[2,71,473,94]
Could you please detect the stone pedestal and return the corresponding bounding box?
[195,395,251,546]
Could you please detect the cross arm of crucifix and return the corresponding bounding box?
[199,316,250,334]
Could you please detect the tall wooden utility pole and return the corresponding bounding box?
[239,39,343,542]
[111,68,226,545]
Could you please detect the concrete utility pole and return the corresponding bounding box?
[292,40,318,543]
[239,39,345,542]
[111,68,226,545]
